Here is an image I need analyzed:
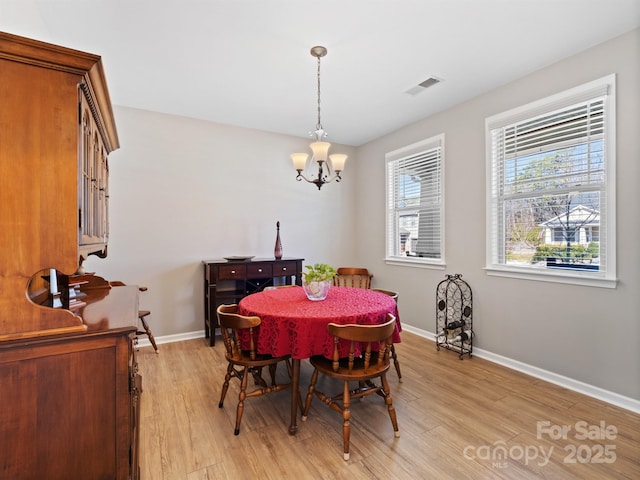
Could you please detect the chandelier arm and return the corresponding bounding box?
[296,171,327,190]
[295,160,341,190]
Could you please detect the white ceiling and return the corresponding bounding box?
[3,0,639,146]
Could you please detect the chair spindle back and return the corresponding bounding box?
[333,267,373,289]
[327,314,396,373]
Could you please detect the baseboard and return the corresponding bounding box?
[401,324,640,414]
[139,325,639,414]
[135,330,206,350]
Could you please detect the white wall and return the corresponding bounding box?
[86,29,639,404]
[84,108,357,338]
[354,29,640,401]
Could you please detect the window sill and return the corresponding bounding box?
[485,265,617,289]
[385,257,446,270]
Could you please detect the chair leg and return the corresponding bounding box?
[219,363,234,408]
[301,368,319,421]
[234,366,250,435]
[342,380,351,461]
[285,359,293,378]
[268,363,277,386]
[381,373,400,438]
[250,367,268,388]
[390,344,402,381]
[285,359,304,411]
[139,314,158,353]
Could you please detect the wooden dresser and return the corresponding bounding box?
[0,32,140,479]
[203,258,304,345]
[0,283,141,480]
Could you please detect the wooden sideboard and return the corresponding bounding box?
[0,284,141,480]
[203,258,304,345]
[0,33,139,479]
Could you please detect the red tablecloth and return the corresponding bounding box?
[238,286,402,359]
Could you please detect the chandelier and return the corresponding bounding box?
[291,46,347,190]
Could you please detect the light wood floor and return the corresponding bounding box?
[137,332,639,479]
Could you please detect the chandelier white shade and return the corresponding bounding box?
[291,46,347,190]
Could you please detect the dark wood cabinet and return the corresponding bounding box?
[203,258,304,345]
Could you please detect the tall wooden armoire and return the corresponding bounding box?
[0,32,141,479]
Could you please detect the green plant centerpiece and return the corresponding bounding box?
[302,263,337,301]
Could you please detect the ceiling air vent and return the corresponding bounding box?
[405,76,442,96]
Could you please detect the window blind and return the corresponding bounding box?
[386,135,443,261]
[486,74,615,285]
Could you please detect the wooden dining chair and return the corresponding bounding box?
[109,281,158,353]
[371,288,402,381]
[333,267,373,289]
[301,314,399,460]
[216,304,292,435]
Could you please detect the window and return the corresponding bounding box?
[386,134,444,267]
[486,75,616,287]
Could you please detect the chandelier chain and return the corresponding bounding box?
[316,54,322,132]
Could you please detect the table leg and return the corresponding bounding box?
[289,358,300,435]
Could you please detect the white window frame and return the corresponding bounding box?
[385,134,445,268]
[485,74,616,288]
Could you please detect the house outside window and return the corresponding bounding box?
[543,204,599,245]
[485,75,616,288]
[386,134,444,267]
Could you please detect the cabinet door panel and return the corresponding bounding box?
[0,345,117,479]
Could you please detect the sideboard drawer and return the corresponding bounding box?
[218,265,247,279]
[274,261,297,276]
[247,263,273,278]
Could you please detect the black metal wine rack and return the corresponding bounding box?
[436,273,473,359]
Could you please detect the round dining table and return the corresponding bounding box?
[238,285,401,435]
